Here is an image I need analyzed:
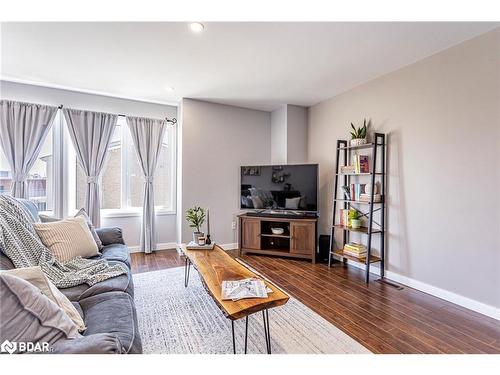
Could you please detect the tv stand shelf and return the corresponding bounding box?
[238,214,317,263]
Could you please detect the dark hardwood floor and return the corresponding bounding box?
[130,249,500,354]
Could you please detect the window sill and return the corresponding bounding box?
[101,209,176,218]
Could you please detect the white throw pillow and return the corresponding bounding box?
[34,216,99,263]
[285,197,301,210]
[1,266,86,332]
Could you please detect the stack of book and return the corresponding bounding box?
[359,193,382,203]
[341,185,382,203]
[339,155,369,174]
[339,208,354,227]
[340,165,356,174]
[352,155,370,174]
[343,243,367,258]
[351,183,366,201]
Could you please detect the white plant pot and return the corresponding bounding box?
[193,232,204,243]
[350,219,362,229]
[350,138,367,146]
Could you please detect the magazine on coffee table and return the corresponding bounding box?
[221,278,271,301]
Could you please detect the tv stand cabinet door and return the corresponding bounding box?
[290,221,315,255]
[241,217,261,250]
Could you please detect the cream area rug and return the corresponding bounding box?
[133,266,371,354]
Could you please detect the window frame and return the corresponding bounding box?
[97,116,177,218]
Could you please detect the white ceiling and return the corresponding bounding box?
[1,22,497,111]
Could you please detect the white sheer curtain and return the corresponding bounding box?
[0,100,58,198]
[63,108,117,227]
[126,116,167,253]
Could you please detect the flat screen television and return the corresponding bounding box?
[240,164,318,212]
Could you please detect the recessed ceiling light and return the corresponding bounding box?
[164,86,174,92]
[189,22,204,33]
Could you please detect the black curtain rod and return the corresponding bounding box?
[57,104,177,124]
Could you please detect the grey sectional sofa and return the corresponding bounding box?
[0,199,142,354]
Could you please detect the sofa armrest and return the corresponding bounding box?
[51,333,124,354]
[96,227,125,246]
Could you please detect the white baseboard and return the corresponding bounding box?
[342,259,500,321]
[128,242,178,253]
[218,243,239,250]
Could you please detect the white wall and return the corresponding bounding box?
[0,80,178,249]
[179,98,271,245]
[270,104,308,164]
[308,30,500,310]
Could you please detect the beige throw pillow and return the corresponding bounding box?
[39,208,103,250]
[75,208,103,250]
[34,216,99,263]
[2,266,86,332]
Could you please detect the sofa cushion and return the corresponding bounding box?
[52,332,124,354]
[93,244,131,268]
[0,273,80,353]
[78,291,142,354]
[60,263,134,302]
[96,227,125,246]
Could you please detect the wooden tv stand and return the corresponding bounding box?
[238,213,317,263]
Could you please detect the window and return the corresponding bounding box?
[70,116,176,215]
[28,125,54,213]
[0,113,57,216]
[75,121,123,210]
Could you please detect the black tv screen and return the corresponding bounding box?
[240,164,318,211]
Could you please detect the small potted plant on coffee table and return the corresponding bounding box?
[186,206,206,243]
[350,119,368,146]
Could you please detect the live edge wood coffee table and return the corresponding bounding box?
[180,244,289,354]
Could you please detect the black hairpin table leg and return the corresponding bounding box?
[231,320,236,354]
[244,316,249,354]
[184,257,191,287]
[262,309,271,354]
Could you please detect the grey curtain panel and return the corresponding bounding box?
[126,116,167,253]
[63,108,117,228]
[0,100,58,198]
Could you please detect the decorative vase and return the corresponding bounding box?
[350,138,367,146]
[351,219,361,229]
[193,231,204,243]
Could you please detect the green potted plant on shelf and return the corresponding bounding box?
[349,209,362,229]
[350,119,368,146]
[186,206,206,243]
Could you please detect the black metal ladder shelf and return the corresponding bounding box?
[328,132,386,283]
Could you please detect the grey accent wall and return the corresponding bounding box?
[179,99,271,244]
[307,30,500,308]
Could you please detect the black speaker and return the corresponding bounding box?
[316,234,331,263]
